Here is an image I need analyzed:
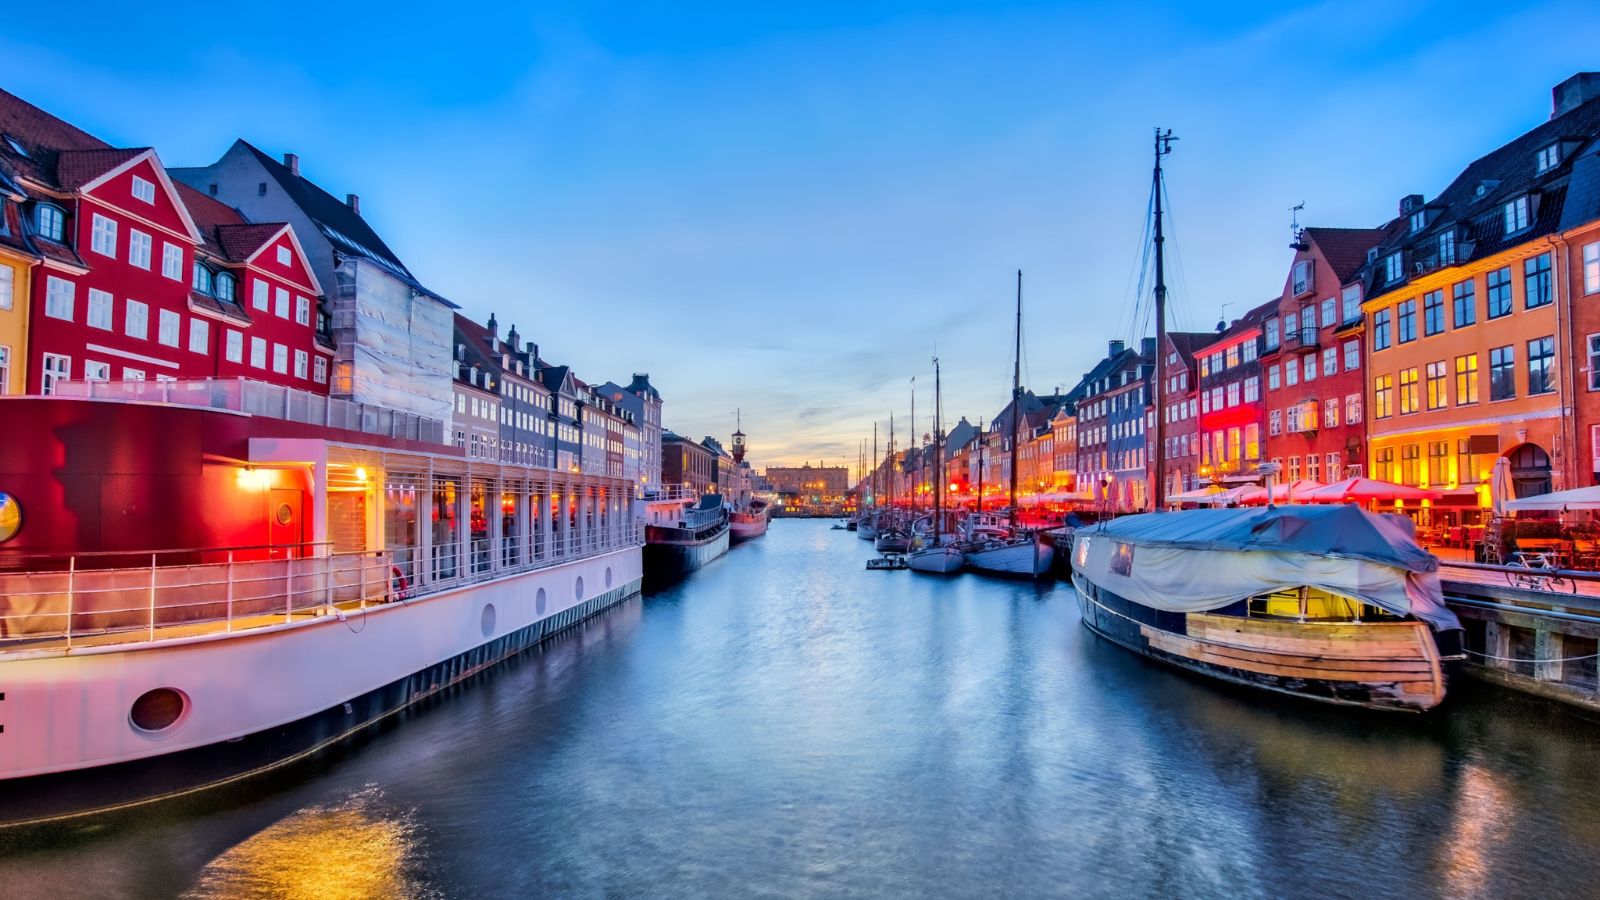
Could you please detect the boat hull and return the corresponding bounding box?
[729,515,769,544]
[643,525,731,583]
[857,524,878,541]
[907,547,964,574]
[964,536,1054,579]
[875,534,911,554]
[1071,572,1447,712]
[0,550,643,827]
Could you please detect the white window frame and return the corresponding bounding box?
[189,317,210,354]
[125,299,148,339]
[41,353,71,395]
[274,287,290,319]
[162,242,184,280]
[253,279,269,311]
[277,245,291,265]
[84,360,111,382]
[294,349,309,379]
[0,265,12,311]
[314,356,328,384]
[1584,242,1600,296]
[87,288,113,330]
[128,229,152,270]
[226,329,244,363]
[1504,196,1530,234]
[122,368,146,381]
[131,175,156,203]
[90,213,118,257]
[250,336,267,368]
[295,295,311,326]
[158,308,180,347]
[272,342,288,374]
[45,276,75,321]
[0,344,9,394]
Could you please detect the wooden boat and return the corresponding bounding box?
[866,555,909,570]
[1070,506,1465,712]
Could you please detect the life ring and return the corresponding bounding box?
[390,566,410,601]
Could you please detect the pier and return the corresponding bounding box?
[1441,564,1600,710]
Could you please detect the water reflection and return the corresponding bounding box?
[183,787,432,900]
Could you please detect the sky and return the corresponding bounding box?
[9,1,1600,470]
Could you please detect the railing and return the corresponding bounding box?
[644,485,699,502]
[50,378,446,445]
[0,522,645,651]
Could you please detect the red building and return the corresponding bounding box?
[1148,331,1217,498]
[0,89,328,395]
[1259,227,1395,485]
[1195,301,1274,485]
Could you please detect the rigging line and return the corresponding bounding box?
[1161,176,1196,333]
[1116,186,1156,346]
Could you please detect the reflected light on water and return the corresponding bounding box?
[1439,762,1512,897]
[183,787,431,900]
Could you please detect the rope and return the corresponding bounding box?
[1463,647,1600,663]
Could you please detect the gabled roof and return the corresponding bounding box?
[239,141,410,277]
[1197,298,1276,354]
[55,147,146,191]
[0,88,111,188]
[1301,227,1391,284]
[1165,331,1217,368]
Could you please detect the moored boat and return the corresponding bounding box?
[729,499,770,544]
[643,492,730,582]
[875,529,912,554]
[1070,506,1464,712]
[964,532,1053,579]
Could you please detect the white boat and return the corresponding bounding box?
[908,358,963,576]
[908,545,964,574]
[964,533,1054,578]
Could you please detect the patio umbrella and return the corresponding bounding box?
[1256,479,1327,505]
[1304,477,1442,504]
[1490,456,1514,517]
[1503,483,1600,512]
[1168,485,1223,503]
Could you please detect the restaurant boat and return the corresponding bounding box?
[0,379,644,826]
[1070,506,1465,712]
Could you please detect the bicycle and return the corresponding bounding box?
[1505,551,1579,593]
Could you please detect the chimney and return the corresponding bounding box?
[283,153,299,176]
[507,323,520,350]
[1552,72,1600,119]
[1108,339,1126,357]
[346,193,360,215]
[487,312,498,337]
[1140,337,1156,358]
[1398,194,1424,215]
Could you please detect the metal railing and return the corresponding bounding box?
[50,378,446,445]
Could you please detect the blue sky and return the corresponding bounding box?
[10,2,1600,469]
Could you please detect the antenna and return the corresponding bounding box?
[1216,301,1232,333]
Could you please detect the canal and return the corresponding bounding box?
[5,519,1600,897]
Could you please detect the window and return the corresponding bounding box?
[1227,427,1241,461]
[1591,335,1600,391]
[1302,354,1317,382]
[0,345,11,392]
[35,204,65,241]
[1285,312,1297,339]
[1439,230,1456,266]
[1426,361,1447,410]
[87,288,112,329]
[1307,454,1321,483]
[1341,285,1361,325]
[131,175,155,203]
[1486,267,1512,318]
[1241,339,1257,363]
[45,276,75,320]
[1422,290,1444,336]
[1243,376,1260,403]
[226,330,244,363]
[1345,393,1362,425]
[1285,359,1298,386]
[1322,347,1337,376]
[272,343,288,374]
[277,245,291,265]
[1585,242,1600,295]
[128,229,152,269]
[158,309,180,347]
[1398,367,1418,414]
[1292,260,1314,295]
[162,243,183,280]
[1324,398,1338,429]
[1397,299,1417,343]
[1537,143,1561,173]
[1455,354,1479,404]
[1374,375,1393,419]
[1428,441,1449,487]
[1384,252,1403,284]
[216,273,235,302]
[250,336,266,368]
[252,279,268,310]
[1226,382,1240,407]
[1410,210,1427,233]
[1225,345,1239,369]
[125,300,148,339]
[0,265,9,311]
[295,295,311,326]
[1320,298,1335,328]
[1489,345,1515,400]
[192,262,212,294]
[1527,336,1555,395]
[1373,309,1391,350]
[84,360,110,382]
[122,368,145,381]
[294,349,309,379]
[274,287,289,319]
[90,213,117,256]
[41,353,70,395]
[189,318,209,354]
[1344,339,1359,372]
[313,356,328,384]
[1245,423,1261,459]
[1451,279,1476,328]
[1264,318,1280,350]
[1504,196,1530,234]
[1399,444,1421,486]
[1373,447,1394,483]
[1524,253,1552,309]
[1288,456,1302,481]
[1268,365,1280,391]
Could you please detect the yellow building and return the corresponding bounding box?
[0,180,34,395]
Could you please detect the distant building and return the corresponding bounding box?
[600,374,663,494]
[663,431,716,495]
[765,463,849,509]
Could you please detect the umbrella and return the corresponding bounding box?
[1490,456,1513,517]
[1304,477,1442,504]
[1502,483,1600,512]
[1209,484,1261,506]
[1168,485,1223,504]
[1243,479,1327,505]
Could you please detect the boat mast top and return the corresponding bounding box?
[1009,270,1022,529]
[1152,127,1177,511]
[932,357,943,546]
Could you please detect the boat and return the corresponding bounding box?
[642,491,730,582]
[875,529,912,554]
[963,271,1053,580]
[866,555,909,570]
[909,357,964,575]
[729,499,770,544]
[845,519,858,532]
[1070,506,1464,712]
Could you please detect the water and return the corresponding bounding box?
[6,520,1600,898]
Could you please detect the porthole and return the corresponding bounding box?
[605,566,613,590]
[481,603,497,637]
[575,576,585,601]
[536,587,547,615]
[130,687,189,734]
[0,493,20,544]
[275,503,294,525]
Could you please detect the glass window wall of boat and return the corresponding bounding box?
[433,476,461,584]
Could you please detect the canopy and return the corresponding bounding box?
[1503,484,1600,512]
[1167,485,1223,503]
[1071,506,1458,632]
[1256,479,1328,504]
[1491,457,1514,517]
[1209,484,1261,506]
[1305,477,1442,503]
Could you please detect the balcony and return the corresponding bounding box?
[1283,327,1319,353]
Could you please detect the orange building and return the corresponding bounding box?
[1362,73,1600,518]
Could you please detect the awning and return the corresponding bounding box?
[1504,484,1600,511]
[1167,485,1223,503]
[1304,477,1442,503]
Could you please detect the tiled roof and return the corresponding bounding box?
[0,88,111,188]
[54,147,145,190]
[176,181,292,265]
[1165,331,1218,366]
[1301,227,1391,283]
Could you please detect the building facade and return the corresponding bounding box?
[1195,303,1271,485]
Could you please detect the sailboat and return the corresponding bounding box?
[858,424,880,541]
[910,357,963,574]
[1068,129,1464,711]
[875,413,912,553]
[963,271,1054,579]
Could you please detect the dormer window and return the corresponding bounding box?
[1438,229,1456,265]
[1409,209,1428,233]
[34,203,65,241]
[1536,143,1561,173]
[192,261,213,294]
[3,135,27,157]
[1504,196,1530,234]
[1384,252,1404,284]
[215,272,236,302]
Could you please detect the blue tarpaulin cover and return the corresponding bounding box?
[1086,506,1438,573]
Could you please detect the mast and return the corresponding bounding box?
[910,377,917,514]
[1008,270,1022,529]
[933,357,943,546]
[889,412,896,512]
[873,423,879,511]
[976,414,985,515]
[1152,127,1177,511]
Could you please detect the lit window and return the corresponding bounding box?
[87,288,112,330]
[1426,361,1447,410]
[1455,355,1479,405]
[91,213,117,257]
[45,276,75,321]
[125,300,148,339]
[1374,375,1393,419]
[131,175,155,203]
[1398,368,1418,414]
